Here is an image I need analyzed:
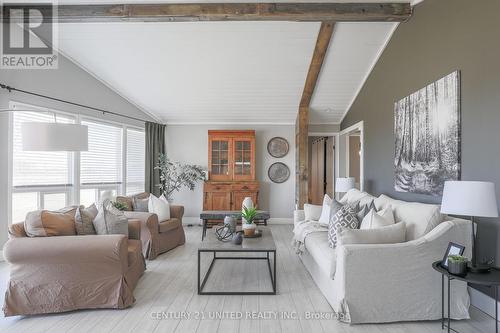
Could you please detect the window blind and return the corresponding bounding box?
[80,120,123,185]
[126,128,145,195]
[13,112,73,187]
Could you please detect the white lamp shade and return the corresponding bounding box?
[441,181,499,218]
[22,122,88,151]
[335,177,355,193]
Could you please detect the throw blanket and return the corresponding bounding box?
[292,220,328,254]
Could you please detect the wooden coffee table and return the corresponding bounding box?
[197,227,276,295]
[199,210,270,240]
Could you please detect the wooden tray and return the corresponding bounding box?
[243,229,262,238]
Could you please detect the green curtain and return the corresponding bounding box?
[145,122,166,196]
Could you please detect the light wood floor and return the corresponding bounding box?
[0,225,495,333]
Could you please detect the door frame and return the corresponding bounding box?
[308,132,339,201]
[339,121,364,193]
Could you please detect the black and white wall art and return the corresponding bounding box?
[394,71,461,196]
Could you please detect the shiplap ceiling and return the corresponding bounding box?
[53,1,418,124]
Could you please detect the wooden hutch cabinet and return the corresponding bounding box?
[203,130,259,211]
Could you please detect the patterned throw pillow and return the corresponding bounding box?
[93,200,129,236]
[328,205,359,248]
[75,204,98,235]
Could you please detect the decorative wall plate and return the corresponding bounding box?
[268,162,290,183]
[267,137,289,158]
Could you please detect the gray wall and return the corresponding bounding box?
[309,123,340,134]
[341,0,500,271]
[0,53,154,247]
[166,124,295,222]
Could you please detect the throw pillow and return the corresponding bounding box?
[75,204,98,235]
[304,204,323,221]
[148,194,171,221]
[360,207,395,229]
[318,194,333,225]
[24,208,77,237]
[327,205,359,248]
[337,222,406,246]
[133,196,149,212]
[93,200,129,236]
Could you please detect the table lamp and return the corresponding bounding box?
[441,181,499,272]
[335,177,355,193]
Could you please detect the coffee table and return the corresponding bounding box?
[197,227,276,295]
[199,210,270,240]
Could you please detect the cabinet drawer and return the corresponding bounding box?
[231,183,259,192]
[204,183,231,192]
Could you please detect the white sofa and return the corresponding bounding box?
[293,189,471,324]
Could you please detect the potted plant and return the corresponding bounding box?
[155,153,206,202]
[241,206,258,236]
[448,255,468,276]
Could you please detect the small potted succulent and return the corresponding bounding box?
[241,206,258,236]
[448,255,468,276]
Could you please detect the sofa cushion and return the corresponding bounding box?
[116,196,133,211]
[133,196,149,212]
[93,201,129,236]
[374,194,443,240]
[340,189,376,207]
[304,232,337,279]
[24,207,77,237]
[304,204,323,221]
[159,218,182,233]
[74,204,98,235]
[360,207,395,229]
[337,222,406,246]
[318,194,333,225]
[148,194,171,221]
[328,205,359,248]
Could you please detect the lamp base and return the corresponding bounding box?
[468,262,492,273]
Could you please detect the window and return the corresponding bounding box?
[11,110,74,222]
[9,103,147,224]
[126,128,145,195]
[80,120,123,204]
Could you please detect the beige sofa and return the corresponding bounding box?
[117,193,185,260]
[3,219,145,317]
[294,189,471,324]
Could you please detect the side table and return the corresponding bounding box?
[432,260,500,333]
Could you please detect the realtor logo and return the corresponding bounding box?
[1,2,58,69]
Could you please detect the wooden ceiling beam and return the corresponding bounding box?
[300,21,335,108]
[21,3,411,23]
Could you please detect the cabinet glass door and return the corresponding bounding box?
[210,138,231,180]
[233,139,254,180]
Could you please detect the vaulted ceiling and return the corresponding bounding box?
[52,1,416,125]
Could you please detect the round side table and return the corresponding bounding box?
[432,260,500,333]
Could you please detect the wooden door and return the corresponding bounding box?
[232,137,255,181]
[204,191,231,211]
[208,137,232,181]
[232,191,258,211]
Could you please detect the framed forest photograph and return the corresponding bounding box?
[394,71,461,196]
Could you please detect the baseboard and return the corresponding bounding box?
[469,286,499,320]
[182,217,293,226]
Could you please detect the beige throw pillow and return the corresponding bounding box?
[93,200,129,236]
[75,204,98,235]
[337,222,406,246]
[304,204,323,221]
[360,207,395,229]
[24,208,77,237]
[318,194,333,225]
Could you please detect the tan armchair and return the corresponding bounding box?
[117,193,186,260]
[3,220,145,316]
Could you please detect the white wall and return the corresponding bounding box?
[166,124,295,223]
[0,54,154,247]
